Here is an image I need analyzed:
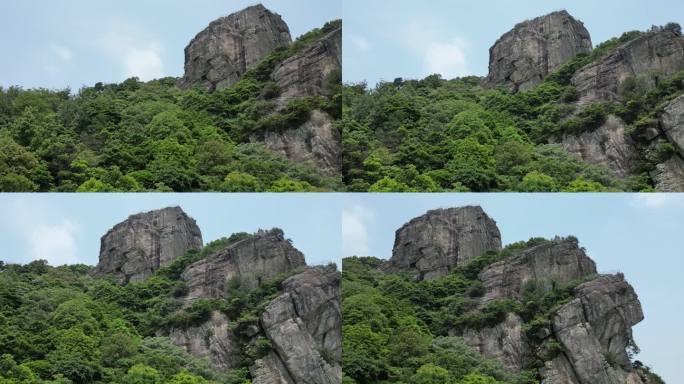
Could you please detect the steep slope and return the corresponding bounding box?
[342,206,663,384]
[484,11,592,92]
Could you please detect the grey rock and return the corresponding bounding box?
[661,94,684,157]
[273,25,342,106]
[182,229,306,300]
[252,352,295,384]
[92,207,203,283]
[167,311,241,371]
[257,110,341,177]
[541,354,582,384]
[553,115,640,178]
[383,206,502,281]
[180,4,292,91]
[255,265,341,384]
[479,238,597,302]
[572,27,684,105]
[652,155,684,191]
[462,313,529,371]
[485,11,592,91]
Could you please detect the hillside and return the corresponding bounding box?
[0,5,342,192]
[342,206,664,384]
[0,207,341,384]
[342,11,684,192]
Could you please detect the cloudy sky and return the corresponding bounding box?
[0,0,340,90]
[0,194,342,268]
[344,0,684,86]
[342,193,684,383]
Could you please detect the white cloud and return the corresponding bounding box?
[342,205,373,257]
[631,194,684,209]
[350,35,371,52]
[405,22,470,79]
[50,44,73,62]
[101,26,166,81]
[29,220,79,266]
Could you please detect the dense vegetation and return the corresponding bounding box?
[0,232,302,384]
[0,20,342,192]
[342,238,663,384]
[342,28,684,192]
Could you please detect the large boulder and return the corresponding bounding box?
[661,94,684,157]
[571,25,684,105]
[272,24,342,106]
[92,207,203,283]
[652,156,684,191]
[552,115,641,178]
[484,11,592,91]
[181,229,306,300]
[253,265,341,384]
[257,110,341,177]
[479,238,597,302]
[383,206,502,281]
[179,4,292,91]
[462,313,529,372]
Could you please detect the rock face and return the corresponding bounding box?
[652,156,684,191]
[462,313,529,372]
[554,115,640,178]
[661,94,684,157]
[252,265,342,384]
[258,110,341,176]
[479,238,597,302]
[272,25,342,105]
[167,311,241,371]
[92,207,203,283]
[383,206,502,281]
[182,229,306,300]
[179,4,292,91]
[485,11,592,91]
[571,25,684,105]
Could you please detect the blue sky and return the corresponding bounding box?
[342,193,684,383]
[0,0,340,90]
[0,194,342,268]
[344,0,684,86]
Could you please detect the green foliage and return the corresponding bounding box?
[0,20,342,192]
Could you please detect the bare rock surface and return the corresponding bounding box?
[383,206,502,281]
[652,155,684,191]
[553,115,640,178]
[93,206,203,283]
[180,4,292,91]
[572,25,684,105]
[462,313,529,372]
[479,238,597,302]
[182,229,305,300]
[258,110,341,177]
[485,11,592,91]
[661,94,684,157]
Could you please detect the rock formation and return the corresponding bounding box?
[253,265,341,384]
[272,24,342,105]
[484,11,592,91]
[661,94,684,158]
[571,24,684,105]
[479,237,597,302]
[553,115,641,178]
[258,110,341,176]
[179,4,292,91]
[382,206,502,280]
[181,229,306,300]
[92,206,203,283]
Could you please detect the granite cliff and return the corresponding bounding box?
[94,207,341,384]
[370,207,660,384]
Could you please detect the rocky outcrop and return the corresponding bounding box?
[485,11,592,91]
[553,115,641,178]
[462,313,529,372]
[652,156,684,191]
[167,311,241,371]
[383,206,502,281]
[252,265,341,384]
[661,94,684,157]
[479,238,597,302]
[272,25,342,106]
[179,4,292,91]
[258,110,341,176]
[182,229,306,300]
[92,207,203,283]
[571,25,684,105]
